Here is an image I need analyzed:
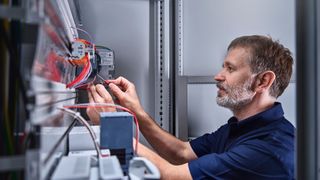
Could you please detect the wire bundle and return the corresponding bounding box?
[66,57,93,89]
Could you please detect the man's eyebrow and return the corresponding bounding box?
[224,61,236,67]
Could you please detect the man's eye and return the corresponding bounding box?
[227,66,233,72]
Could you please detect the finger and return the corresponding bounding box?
[96,84,114,103]
[88,87,94,103]
[109,83,125,100]
[88,88,94,103]
[108,76,131,90]
[105,76,123,84]
[90,85,105,103]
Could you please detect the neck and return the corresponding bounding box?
[232,94,276,121]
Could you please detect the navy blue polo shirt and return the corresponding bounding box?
[188,102,295,179]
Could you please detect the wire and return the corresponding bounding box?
[62,103,140,155]
[70,27,93,43]
[57,107,108,158]
[66,58,91,88]
[73,62,93,88]
[4,91,13,154]
[31,91,76,95]
[96,74,107,83]
[74,76,96,90]
[43,117,77,165]
[35,96,77,108]
[95,45,112,51]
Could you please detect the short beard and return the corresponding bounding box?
[216,77,256,111]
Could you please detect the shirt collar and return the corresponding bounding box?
[227,102,284,137]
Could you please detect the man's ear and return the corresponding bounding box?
[253,71,276,93]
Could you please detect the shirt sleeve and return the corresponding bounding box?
[188,140,291,180]
[190,125,228,157]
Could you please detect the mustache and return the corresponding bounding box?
[216,82,227,90]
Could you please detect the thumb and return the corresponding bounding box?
[109,83,125,100]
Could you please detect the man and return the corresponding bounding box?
[87,35,294,179]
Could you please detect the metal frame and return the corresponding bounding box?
[174,0,188,140]
[296,0,318,179]
[176,0,183,76]
[154,0,172,132]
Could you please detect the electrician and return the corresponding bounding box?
[87,35,294,179]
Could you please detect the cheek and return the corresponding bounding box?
[234,73,251,83]
[225,75,252,90]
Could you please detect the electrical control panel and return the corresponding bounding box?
[1,0,160,179]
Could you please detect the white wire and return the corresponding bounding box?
[70,27,94,43]
[73,60,93,88]
[63,103,140,154]
[65,103,130,112]
[57,107,102,157]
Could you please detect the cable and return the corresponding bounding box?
[62,103,140,155]
[66,58,91,88]
[31,91,77,95]
[73,62,93,88]
[35,96,77,108]
[57,107,108,158]
[96,74,106,82]
[70,27,93,43]
[43,117,77,165]
[74,76,96,90]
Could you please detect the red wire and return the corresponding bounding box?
[66,58,91,88]
[63,104,140,154]
[74,76,97,90]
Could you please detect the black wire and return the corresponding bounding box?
[43,118,77,165]
[10,18,23,155]
[0,20,6,156]
[35,96,78,108]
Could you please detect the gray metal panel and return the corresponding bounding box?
[175,77,189,140]
[181,0,296,78]
[187,84,232,138]
[187,83,296,138]
[76,0,155,120]
[296,0,318,178]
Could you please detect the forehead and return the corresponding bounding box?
[224,47,251,67]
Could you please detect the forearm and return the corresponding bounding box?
[137,141,192,180]
[105,77,196,164]
[136,110,195,164]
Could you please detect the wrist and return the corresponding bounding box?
[135,108,148,120]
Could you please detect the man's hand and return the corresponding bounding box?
[107,76,144,115]
[87,84,116,124]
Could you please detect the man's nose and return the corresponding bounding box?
[214,71,225,82]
